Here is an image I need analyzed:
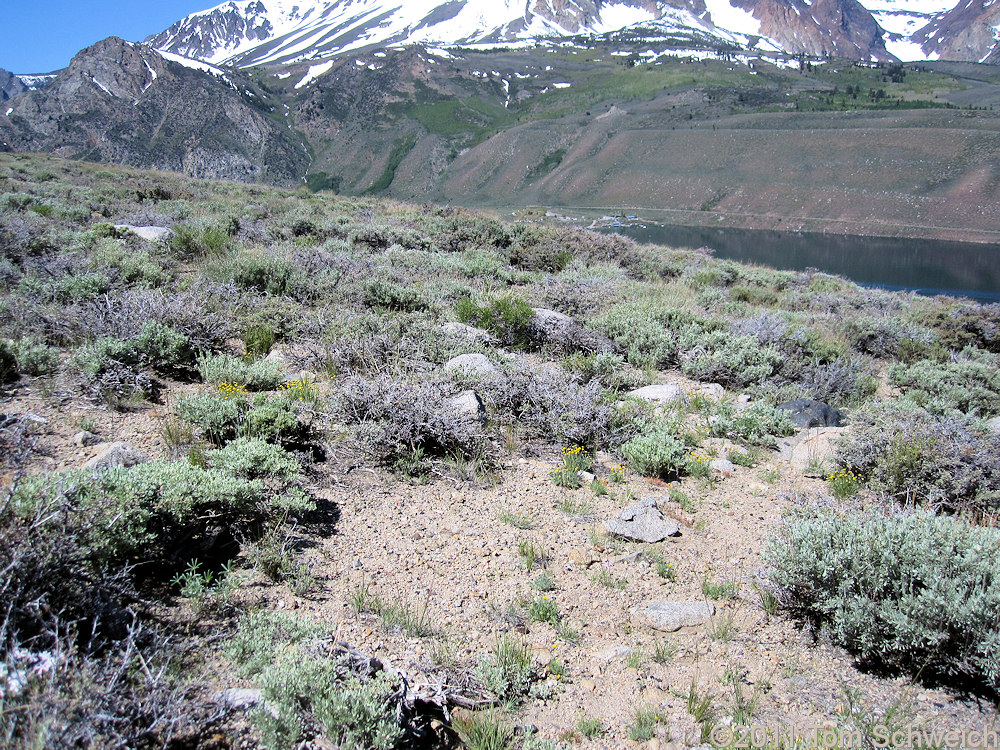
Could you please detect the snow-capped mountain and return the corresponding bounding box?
[908,0,1000,62]
[147,0,899,66]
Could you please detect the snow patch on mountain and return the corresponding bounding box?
[703,0,762,36]
[157,49,227,75]
[294,60,334,88]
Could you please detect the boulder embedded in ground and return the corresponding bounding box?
[441,322,491,341]
[83,442,150,470]
[777,398,843,428]
[447,390,486,424]
[637,600,715,632]
[604,497,680,543]
[627,384,685,405]
[710,458,735,477]
[442,353,497,376]
[73,430,99,447]
[216,688,263,710]
[696,383,725,400]
[530,307,615,353]
[987,416,1000,435]
[790,426,848,474]
[568,548,599,567]
[114,224,172,243]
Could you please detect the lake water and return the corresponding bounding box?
[603,224,1000,303]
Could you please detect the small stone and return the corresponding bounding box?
[696,383,725,399]
[737,393,752,405]
[579,678,597,692]
[83,442,150,471]
[441,321,491,340]
[442,353,497,376]
[114,224,173,243]
[568,548,597,567]
[605,497,680,543]
[987,416,1000,435]
[637,600,715,632]
[710,458,735,477]
[447,390,486,424]
[216,688,263,710]
[579,470,595,484]
[627,384,685,405]
[73,430,99,447]
[610,551,643,564]
[596,645,632,662]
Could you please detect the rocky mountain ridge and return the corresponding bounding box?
[0,37,307,185]
[147,0,896,65]
[143,0,1000,65]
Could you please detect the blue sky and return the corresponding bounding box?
[2,2,213,73]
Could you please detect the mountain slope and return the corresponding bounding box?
[0,37,308,184]
[148,0,895,66]
[910,0,1000,62]
[0,69,29,102]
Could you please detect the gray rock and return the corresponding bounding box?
[710,458,735,477]
[579,470,595,484]
[83,442,150,470]
[696,383,725,400]
[604,497,680,543]
[530,308,616,353]
[532,307,574,331]
[737,394,752,405]
[441,321,491,340]
[596,645,633,662]
[638,600,715,632]
[216,688,263,710]
[73,430,99,447]
[447,390,486,424]
[627,384,685,405]
[442,353,497,376]
[115,224,173,243]
[777,398,844,429]
[987,416,1000,435]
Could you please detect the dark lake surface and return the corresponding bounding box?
[603,224,1000,303]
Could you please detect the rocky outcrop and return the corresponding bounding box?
[636,600,716,632]
[777,398,844,428]
[910,0,1000,63]
[0,37,308,185]
[0,69,28,103]
[737,0,890,60]
[605,497,681,542]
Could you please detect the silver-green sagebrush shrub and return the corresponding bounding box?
[707,401,796,447]
[6,336,59,376]
[765,506,1000,692]
[197,352,287,391]
[475,635,535,705]
[620,422,687,479]
[836,400,1000,513]
[174,392,248,444]
[338,375,485,463]
[888,347,1000,417]
[592,302,708,370]
[174,392,312,446]
[226,613,406,750]
[12,461,312,566]
[681,330,783,389]
[207,437,301,479]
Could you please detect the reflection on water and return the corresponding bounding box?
[604,224,1000,303]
